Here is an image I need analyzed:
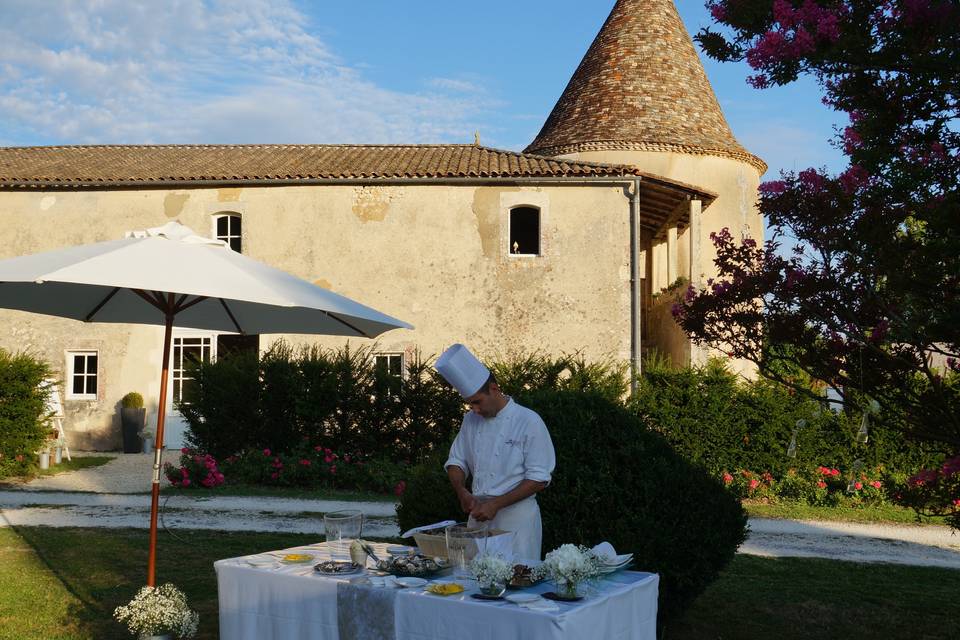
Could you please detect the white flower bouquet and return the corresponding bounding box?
[113,583,199,638]
[469,554,514,595]
[539,544,602,598]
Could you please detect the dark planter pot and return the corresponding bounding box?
[121,407,146,453]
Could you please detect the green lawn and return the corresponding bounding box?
[744,500,947,526]
[1,526,957,640]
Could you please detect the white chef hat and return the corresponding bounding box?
[435,343,490,398]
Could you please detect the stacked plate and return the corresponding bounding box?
[591,542,633,574]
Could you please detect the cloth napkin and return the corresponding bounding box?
[519,598,560,613]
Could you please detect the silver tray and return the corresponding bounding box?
[314,561,364,576]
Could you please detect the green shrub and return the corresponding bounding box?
[179,342,463,462]
[490,351,628,402]
[220,445,409,495]
[630,357,943,478]
[0,350,52,478]
[396,389,747,623]
[120,392,144,409]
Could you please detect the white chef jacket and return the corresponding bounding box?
[444,398,555,559]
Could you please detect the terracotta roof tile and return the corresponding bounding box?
[0,144,654,188]
[525,0,765,172]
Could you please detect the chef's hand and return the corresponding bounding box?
[457,489,478,514]
[470,500,499,522]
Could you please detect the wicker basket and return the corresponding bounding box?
[413,524,511,560]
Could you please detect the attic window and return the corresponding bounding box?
[509,206,540,256]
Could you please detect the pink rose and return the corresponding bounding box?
[854,482,862,490]
[299,459,311,466]
[817,480,827,489]
[723,473,734,485]
[870,481,882,489]
[749,479,760,490]
[263,448,271,456]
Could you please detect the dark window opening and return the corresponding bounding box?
[215,214,242,252]
[373,353,404,396]
[509,207,540,255]
[217,334,260,359]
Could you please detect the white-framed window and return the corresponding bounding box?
[171,336,213,403]
[373,353,405,379]
[213,213,242,252]
[509,206,540,256]
[66,350,98,400]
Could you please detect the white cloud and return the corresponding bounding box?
[0,0,495,145]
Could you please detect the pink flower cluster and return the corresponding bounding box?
[909,457,960,487]
[817,466,841,477]
[164,448,225,489]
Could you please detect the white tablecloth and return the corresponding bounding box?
[215,543,658,640]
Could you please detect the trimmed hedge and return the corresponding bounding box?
[0,350,52,478]
[629,358,944,477]
[179,342,464,462]
[396,389,747,623]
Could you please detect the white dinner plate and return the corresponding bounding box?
[245,557,277,568]
[395,577,428,588]
[505,593,541,604]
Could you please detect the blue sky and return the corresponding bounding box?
[0,0,847,179]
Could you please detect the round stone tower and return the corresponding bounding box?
[526,0,766,366]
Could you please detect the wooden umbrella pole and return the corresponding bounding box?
[147,304,175,587]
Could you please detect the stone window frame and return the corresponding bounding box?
[65,350,99,401]
[500,191,549,259]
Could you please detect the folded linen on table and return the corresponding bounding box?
[519,599,560,613]
[337,582,398,640]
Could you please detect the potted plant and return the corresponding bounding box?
[141,428,154,453]
[120,392,146,454]
[113,583,199,639]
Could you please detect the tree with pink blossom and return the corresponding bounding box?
[675,1,958,522]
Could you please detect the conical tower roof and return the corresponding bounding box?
[525,0,765,172]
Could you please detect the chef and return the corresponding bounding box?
[436,344,556,561]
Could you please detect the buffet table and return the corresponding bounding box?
[215,542,658,640]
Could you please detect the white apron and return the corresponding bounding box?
[468,495,542,562]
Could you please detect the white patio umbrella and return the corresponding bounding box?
[0,221,411,585]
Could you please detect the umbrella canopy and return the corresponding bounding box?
[0,221,408,337]
[0,221,412,585]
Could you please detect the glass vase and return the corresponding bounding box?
[478,579,506,598]
[554,578,581,600]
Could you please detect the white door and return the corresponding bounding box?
[164,332,216,450]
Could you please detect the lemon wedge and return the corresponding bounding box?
[282,553,313,562]
[426,583,465,596]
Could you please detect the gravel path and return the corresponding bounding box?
[2,452,959,568]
